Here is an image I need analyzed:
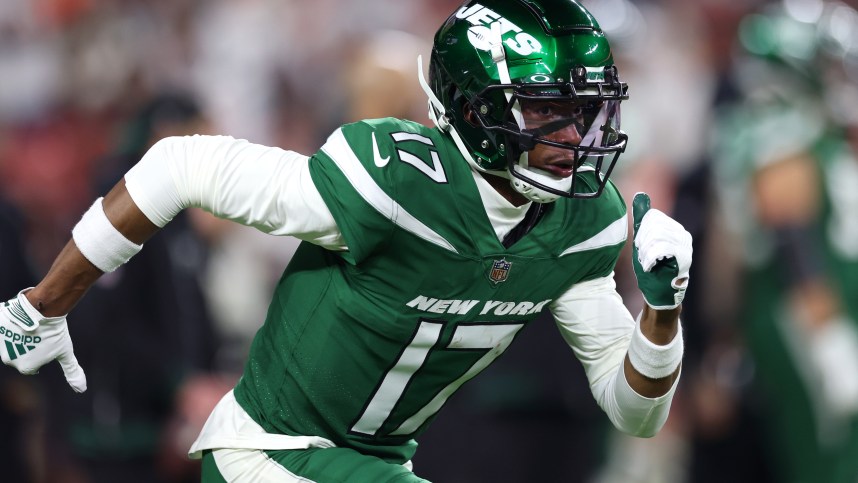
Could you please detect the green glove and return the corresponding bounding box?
[632,193,693,310]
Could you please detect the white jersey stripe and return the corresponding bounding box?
[560,215,628,256]
[391,132,433,145]
[213,448,316,482]
[321,128,459,254]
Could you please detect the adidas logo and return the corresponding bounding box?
[0,327,41,361]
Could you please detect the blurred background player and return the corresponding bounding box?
[710,1,858,481]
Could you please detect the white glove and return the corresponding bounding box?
[0,290,87,392]
[632,193,694,309]
[807,315,858,418]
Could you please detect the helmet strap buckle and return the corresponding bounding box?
[517,130,537,151]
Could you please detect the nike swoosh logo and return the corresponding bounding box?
[372,132,390,168]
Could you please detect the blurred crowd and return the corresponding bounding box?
[2,0,858,482]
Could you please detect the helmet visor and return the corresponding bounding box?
[509,96,626,199]
[517,97,622,156]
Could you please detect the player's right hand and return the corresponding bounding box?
[0,290,87,392]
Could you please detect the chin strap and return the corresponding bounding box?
[417,55,448,130]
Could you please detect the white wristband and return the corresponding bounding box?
[627,312,684,379]
[72,197,143,273]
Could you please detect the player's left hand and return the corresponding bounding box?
[0,290,87,392]
[632,192,693,310]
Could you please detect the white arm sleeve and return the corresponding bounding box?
[550,273,679,437]
[124,135,346,250]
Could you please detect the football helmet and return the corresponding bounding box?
[419,0,629,202]
[735,0,858,127]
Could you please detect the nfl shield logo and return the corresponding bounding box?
[489,259,512,284]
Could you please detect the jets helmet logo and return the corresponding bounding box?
[456,3,542,56]
[489,259,512,284]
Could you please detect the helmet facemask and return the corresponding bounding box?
[469,76,627,202]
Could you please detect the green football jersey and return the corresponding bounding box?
[233,117,627,464]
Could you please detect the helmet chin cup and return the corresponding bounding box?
[509,162,572,204]
[511,177,561,203]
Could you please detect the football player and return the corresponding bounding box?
[712,2,858,481]
[0,0,692,481]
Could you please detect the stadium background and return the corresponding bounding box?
[1,0,858,481]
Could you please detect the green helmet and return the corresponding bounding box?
[734,0,858,127]
[419,0,629,202]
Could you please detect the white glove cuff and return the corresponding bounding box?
[72,197,142,273]
[627,312,684,379]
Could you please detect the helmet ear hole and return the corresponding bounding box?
[462,104,480,127]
